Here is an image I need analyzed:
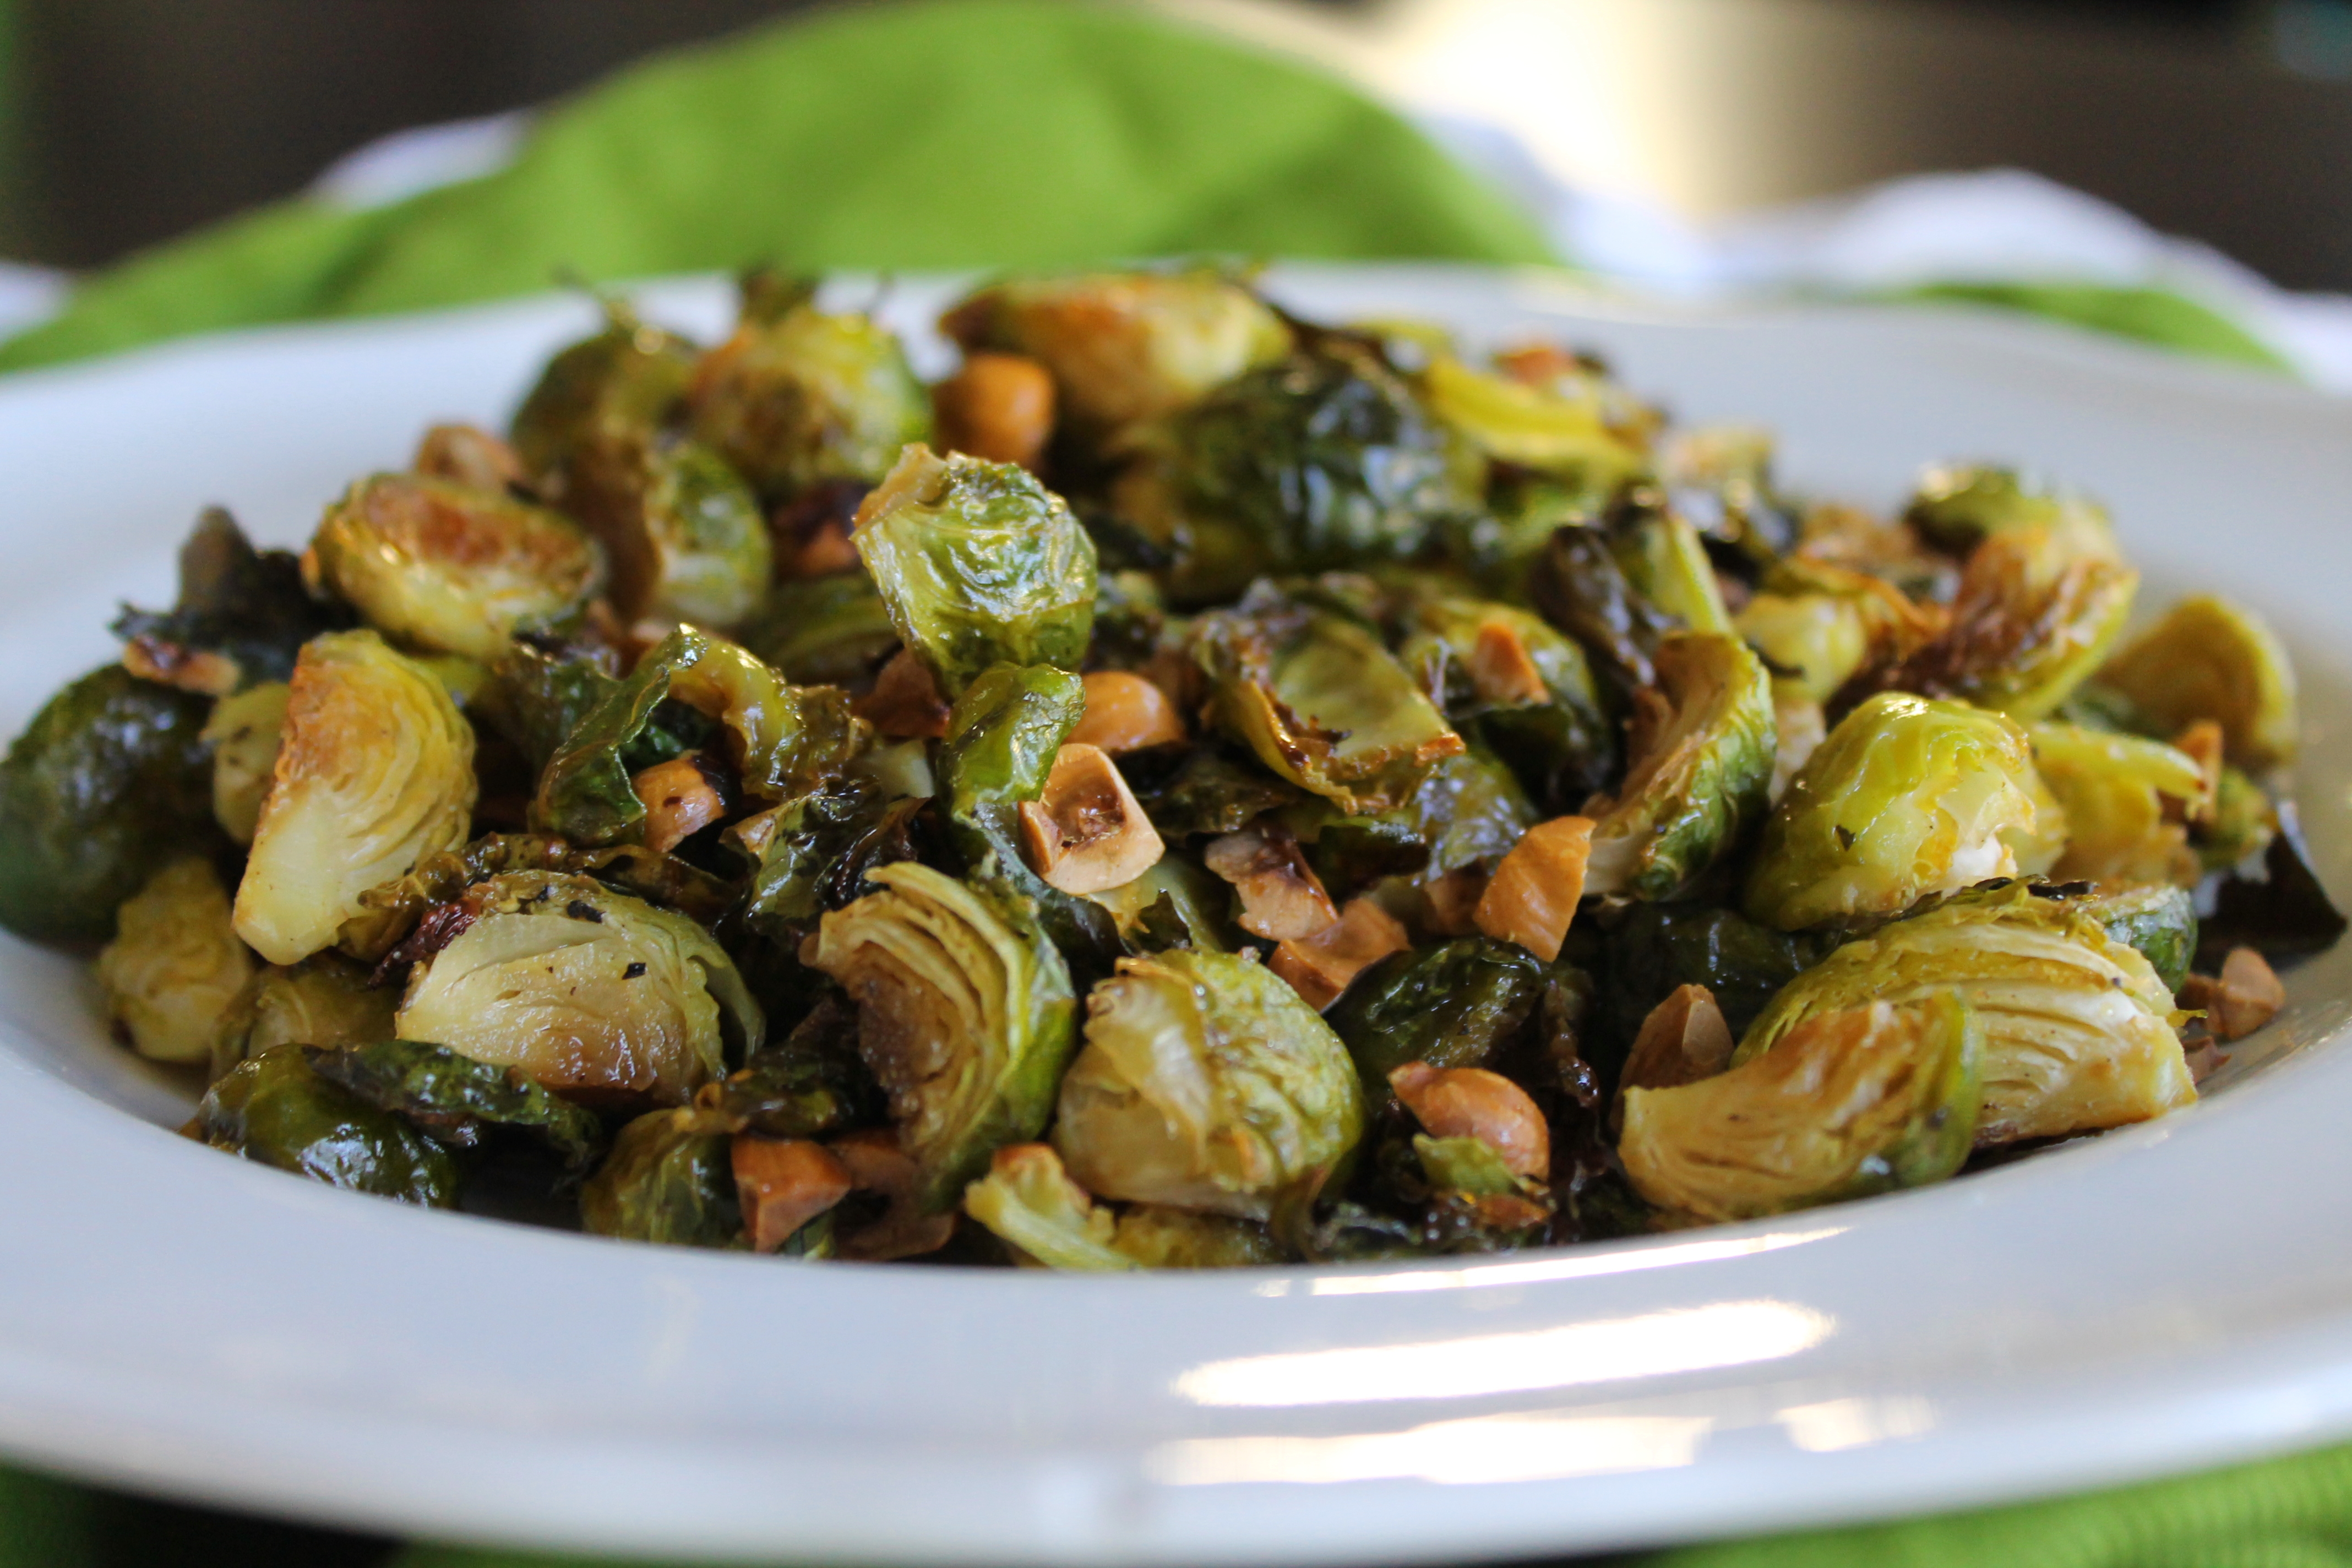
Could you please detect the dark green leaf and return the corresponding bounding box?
[194,1046,461,1207]
[306,1039,607,1177]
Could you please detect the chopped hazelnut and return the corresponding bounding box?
[1464,618,1549,706]
[1389,1062,1550,1179]
[1017,743,1165,895]
[1271,897,1412,1011]
[1204,824,1338,940]
[1474,815,1594,962]
[122,638,241,698]
[853,647,951,739]
[1070,671,1187,754]
[1615,984,1734,1131]
[630,756,726,854]
[731,1135,853,1253]
[830,1128,957,1262]
[2181,946,2285,1042]
[2174,720,2224,824]
[933,352,1057,471]
[413,422,527,492]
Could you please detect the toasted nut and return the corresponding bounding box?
[1018,743,1165,895]
[933,352,1057,471]
[1494,343,1581,386]
[732,1135,853,1253]
[853,647,951,739]
[2182,946,2286,1042]
[413,422,527,492]
[2174,720,2225,824]
[830,1127,956,1261]
[1615,983,1734,1131]
[630,756,725,854]
[1465,617,1549,706]
[1204,824,1338,940]
[123,637,240,698]
[1390,1061,1550,1179]
[1271,897,1412,1011]
[789,520,862,579]
[1422,866,1488,936]
[1474,815,1594,962]
[1070,671,1186,754]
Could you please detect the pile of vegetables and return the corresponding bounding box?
[7,267,2338,1266]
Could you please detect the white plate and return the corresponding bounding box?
[1,264,2349,1565]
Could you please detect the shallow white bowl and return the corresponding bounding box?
[0,264,2348,1564]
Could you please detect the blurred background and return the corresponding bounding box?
[2,0,2349,291]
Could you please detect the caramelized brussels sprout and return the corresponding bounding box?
[1745,694,2045,931]
[941,269,1289,439]
[1600,903,1831,1054]
[509,302,696,482]
[1609,499,1734,637]
[1585,633,1776,901]
[2029,722,2208,886]
[95,858,254,1065]
[739,573,901,690]
[1053,948,1365,1219]
[1527,524,1680,696]
[1106,1205,1285,1268]
[2098,595,2299,772]
[473,642,618,780]
[580,1106,739,1245]
[113,509,351,694]
[0,664,215,941]
[810,863,1079,1211]
[193,1045,460,1207]
[1737,592,1868,706]
[562,436,771,628]
[1421,352,1647,488]
[200,680,287,846]
[2079,881,2198,994]
[733,779,925,945]
[962,1142,1137,1271]
[1738,883,2195,1145]
[532,627,864,846]
[1904,465,2118,563]
[395,871,762,1106]
[850,445,1097,696]
[688,284,930,499]
[1622,993,1980,1222]
[308,1038,605,1175]
[1196,601,1463,815]
[305,473,604,660]
[210,952,399,1081]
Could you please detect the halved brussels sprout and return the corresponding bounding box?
[532,627,865,846]
[304,473,604,660]
[562,436,771,628]
[474,641,619,781]
[0,664,215,942]
[1052,948,1365,1220]
[1600,903,1834,1053]
[1904,465,2118,563]
[2097,595,2299,772]
[95,858,254,1065]
[1420,352,1648,489]
[1108,1205,1285,1267]
[739,572,901,691]
[1196,602,1464,815]
[940,269,1289,439]
[962,1142,1137,1271]
[733,779,925,946]
[2079,881,2199,994]
[1736,883,2195,1145]
[1609,499,1733,637]
[113,509,352,694]
[193,1045,459,1207]
[1737,592,1869,706]
[1401,594,1603,718]
[1620,993,1980,1223]
[689,284,930,500]
[395,871,763,1106]
[232,631,476,966]
[1527,525,1681,696]
[210,952,399,1082]
[851,446,1097,697]
[1745,694,2045,932]
[1585,633,1776,902]
[580,1106,740,1246]
[308,1038,606,1175]
[200,680,288,846]
[810,862,1079,1212]
[2029,721,2208,886]
[509,302,698,483]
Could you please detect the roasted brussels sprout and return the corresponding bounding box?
[962,1142,1138,1271]
[1745,694,2046,931]
[1421,351,1648,488]
[1904,465,2118,563]
[308,1038,605,1174]
[1400,596,1615,805]
[232,631,476,966]
[1053,948,1365,1219]
[473,641,618,781]
[395,871,762,1106]
[113,508,351,694]
[1738,884,2195,1145]
[532,627,864,846]
[305,473,604,660]
[1609,497,1734,638]
[509,302,697,483]
[850,445,1097,696]
[732,779,926,946]
[2079,881,2199,994]
[2028,722,2208,886]
[1600,903,1831,1056]
[580,1106,739,1245]
[1622,993,1980,1222]
[193,1045,460,1207]
[210,952,399,1081]
[1196,600,1463,815]
[95,858,254,1065]
[1526,524,1679,696]
[941,269,1289,440]
[1585,633,1776,901]
[0,664,215,942]
[739,573,901,691]
[2097,595,2299,772]
[810,863,1079,1211]
[688,282,930,500]
[199,680,287,846]
[1104,1205,1284,1268]
[561,436,771,628]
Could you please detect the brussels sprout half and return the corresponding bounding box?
[308,1038,606,1175]
[739,573,902,692]
[233,631,477,966]
[851,446,1098,697]
[509,303,697,483]
[1737,883,2195,1145]
[1326,936,1547,1104]
[1745,694,2046,932]
[1904,465,2118,563]
[562,436,772,629]
[812,862,1080,1213]
[1585,633,1776,902]
[96,857,254,1065]
[580,1106,740,1246]
[395,871,763,1107]
[194,1045,461,1207]
[2029,721,2208,887]
[2098,595,2299,773]
[1420,352,1647,489]
[1621,993,1980,1223]
[1053,948,1365,1221]
[211,952,400,1082]
[306,473,604,660]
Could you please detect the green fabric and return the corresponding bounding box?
[1901,280,2297,374]
[0,0,1549,374]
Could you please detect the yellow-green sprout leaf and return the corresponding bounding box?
[1053,948,1366,1221]
[1108,1206,1285,1268]
[1586,632,1777,901]
[211,952,399,1082]
[96,857,254,1066]
[580,1105,739,1246]
[1413,1133,1529,1199]
[200,680,288,846]
[851,445,1097,697]
[688,292,931,499]
[1736,883,2195,1145]
[1422,352,1648,488]
[2030,721,2209,887]
[1745,694,2046,931]
[811,862,1079,1212]
[509,304,698,482]
[1904,464,2120,564]
[2098,595,2299,772]
[962,1142,1137,1271]
[232,630,476,966]
[1611,505,1733,635]
[564,436,772,629]
[396,870,762,1107]
[1197,602,1464,815]
[306,474,605,661]
[1738,591,1870,706]
[1622,992,1980,1223]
